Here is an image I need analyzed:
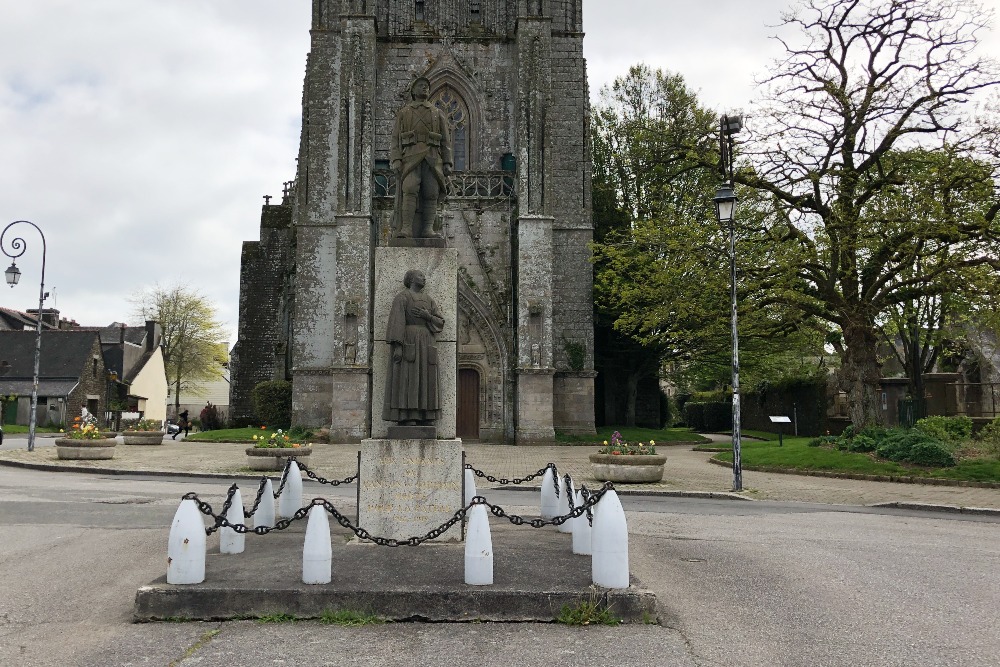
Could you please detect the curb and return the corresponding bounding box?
[706,455,1000,489]
[493,483,751,501]
[869,502,1000,517]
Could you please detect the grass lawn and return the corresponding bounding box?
[556,426,709,446]
[1,424,63,434]
[188,425,711,446]
[711,437,1000,483]
[186,427,272,443]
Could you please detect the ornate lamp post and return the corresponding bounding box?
[715,115,742,491]
[2,220,48,453]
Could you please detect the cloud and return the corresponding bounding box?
[2,0,997,347]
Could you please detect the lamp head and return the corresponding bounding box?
[713,184,737,224]
[4,262,20,287]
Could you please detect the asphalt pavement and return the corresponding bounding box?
[0,435,999,666]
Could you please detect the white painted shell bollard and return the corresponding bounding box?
[253,479,275,530]
[220,487,245,554]
[540,467,558,519]
[464,504,494,585]
[592,489,629,589]
[302,505,332,584]
[167,499,206,584]
[571,489,592,555]
[278,460,303,520]
[464,467,477,506]
[558,476,575,533]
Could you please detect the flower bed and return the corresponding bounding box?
[589,430,666,483]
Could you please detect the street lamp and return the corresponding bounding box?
[716,114,743,492]
[1,221,48,453]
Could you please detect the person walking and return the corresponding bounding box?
[172,409,190,440]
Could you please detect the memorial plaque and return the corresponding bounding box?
[358,438,463,542]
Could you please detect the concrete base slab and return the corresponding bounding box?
[135,518,656,623]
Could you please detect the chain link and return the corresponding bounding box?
[464,462,560,489]
[181,481,616,543]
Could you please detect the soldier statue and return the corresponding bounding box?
[390,77,453,239]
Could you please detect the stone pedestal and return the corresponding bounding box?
[358,438,464,543]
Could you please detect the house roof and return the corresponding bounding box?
[0,307,57,331]
[0,330,101,379]
[98,323,147,346]
[0,378,79,397]
[123,349,156,384]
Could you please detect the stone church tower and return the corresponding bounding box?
[230,0,596,442]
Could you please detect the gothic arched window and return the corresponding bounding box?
[432,86,470,171]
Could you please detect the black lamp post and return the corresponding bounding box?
[715,114,743,491]
[2,220,48,453]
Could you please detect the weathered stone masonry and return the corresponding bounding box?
[230,0,596,442]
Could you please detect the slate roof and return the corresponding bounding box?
[0,330,100,378]
[0,307,56,331]
[98,323,146,346]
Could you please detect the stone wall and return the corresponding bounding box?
[229,204,293,425]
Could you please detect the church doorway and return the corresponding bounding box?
[457,368,480,440]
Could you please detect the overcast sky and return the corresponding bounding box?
[2,0,998,345]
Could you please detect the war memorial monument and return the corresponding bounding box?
[230,0,597,446]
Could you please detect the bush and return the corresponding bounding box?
[684,402,706,432]
[847,434,877,452]
[906,440,956,467]
[975,417,1000,460]
[808,435,838,447]
[702,401,732,432]
[915,415,972,444]
[252,380,292,430]
[875,429,954,467]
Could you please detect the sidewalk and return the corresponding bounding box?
[1,434,999,510]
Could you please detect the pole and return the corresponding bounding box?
[722,119,742,492]
[729,196,742,491]
[1,221,47,453]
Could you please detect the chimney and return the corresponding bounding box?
[145,320,162,352]
[120,322,127,346]
[26,308,60,327]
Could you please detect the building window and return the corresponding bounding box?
[93,358,98,377]
[432,86,469,171]
[471,0,481,21]
[415,0,425,21]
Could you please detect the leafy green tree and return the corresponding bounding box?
[132,285,228,413]
[739,0,1000,427]
[591,65,825,423]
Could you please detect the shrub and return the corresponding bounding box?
[906,440,956,467]
[701,401,732,432]
[847,434,877,453]
[684,402,706,432]
[914,415,972,445]
[252,380,292,430]
[875,429,953,467]
[840,424,856,440]
[808,435,838,447]
[975,417,1000,460]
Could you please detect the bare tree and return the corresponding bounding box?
[741,0,1000,427]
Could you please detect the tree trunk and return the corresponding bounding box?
[625,371,639,427]
[839,323,884,428]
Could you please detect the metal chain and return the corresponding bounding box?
[464,462,558,489]
[297,460,358,488]
[182,481,615,543]
[580,485,594,527]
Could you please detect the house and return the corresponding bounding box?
[0,328,109,427]
[168,342,230,425]
[97,322,168,422]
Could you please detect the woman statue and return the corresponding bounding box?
[383,269,445,425]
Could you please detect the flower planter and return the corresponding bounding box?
[589,453,666,483]
[56,437,117,460]
[122,431,165,445]
[245,446,312,471]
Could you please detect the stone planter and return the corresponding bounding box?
[122,431,165,445]
[589,453,666,483]
[56,437,117,460]
[245,446,312,471]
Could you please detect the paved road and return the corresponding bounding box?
[1,467,998,666]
